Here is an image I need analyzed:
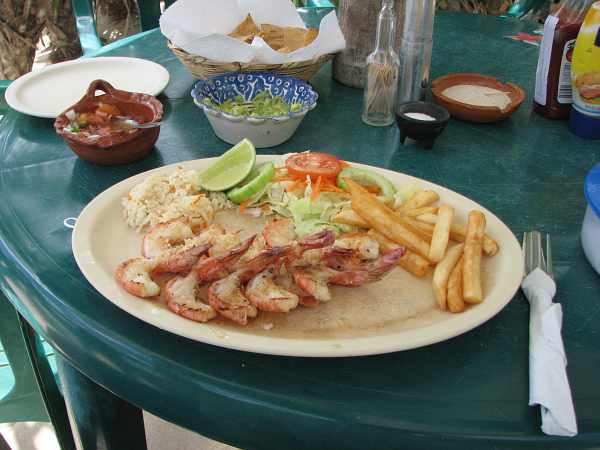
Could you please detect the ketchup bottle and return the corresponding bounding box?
[533,0,596,119]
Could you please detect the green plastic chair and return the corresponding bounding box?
[297,0,336,28]
[0,295,75,449]
[0,84,75,450]
[505,0,547,18]
[71,0,175,55]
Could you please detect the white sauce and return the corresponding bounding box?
[442,84,512,110]
[404,112,436,121]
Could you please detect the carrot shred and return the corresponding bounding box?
[239,199,251,214]
[286,178,306,192]
[364,185,381,194]
[320,183,345,193]
[311,176,322,201]
[275,175,295,182]
[339,160,350,168]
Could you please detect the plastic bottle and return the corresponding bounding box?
[569,1,600,138]
[533,0,596,119]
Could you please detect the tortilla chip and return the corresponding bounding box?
[279,27,307,53]
[304,28,319,46]
[229,14,259,43]
[259,23,285,50]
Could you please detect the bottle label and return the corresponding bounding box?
[534,15,559,106]
[557,39,576,104]
[571,4,600,116]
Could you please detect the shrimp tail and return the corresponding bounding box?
[328,247,405,286]
[153,243,211,274]
[194,235,256,284]
[239,246,289,283]
[297,229,336,250]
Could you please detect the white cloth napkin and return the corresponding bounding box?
[521,268,577,437]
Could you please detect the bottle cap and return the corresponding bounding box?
[569,106,600,139]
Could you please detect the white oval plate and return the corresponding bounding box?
[72,156,523,357]
[5,57,170,118]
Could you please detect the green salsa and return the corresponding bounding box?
[202,91,303,117]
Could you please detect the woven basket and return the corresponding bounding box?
[168,41,334,81]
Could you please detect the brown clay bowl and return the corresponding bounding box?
[431,73,525,123]
[54,79,163,165]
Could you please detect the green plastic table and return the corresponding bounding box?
[1,12,599,450]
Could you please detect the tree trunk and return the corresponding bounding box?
[0,0,81,80]
[333,0,403,88]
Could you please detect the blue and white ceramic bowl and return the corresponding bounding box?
[191,72,318,148]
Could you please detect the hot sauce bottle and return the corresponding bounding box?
[533,0,596,119]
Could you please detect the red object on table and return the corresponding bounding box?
[533,0,596,119]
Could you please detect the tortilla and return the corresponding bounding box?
[259,23,285,50]
[228,15,319,52]
[228,14,259,43]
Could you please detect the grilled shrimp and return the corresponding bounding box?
[208,271,257,325]
[274,269,319,308]
[208,232,241,257]
[153,243,211,274]
[207,246,289,324]
[263,218,296,247]
[164,271,216,323]
[246,267,299,313]
[152,224,228,274]
[194,235,256,284]
[115,258,160,298]
[142,220,194,258]
[263,218,335,254]
[292,247,406,300]
[291,267,333,302]
[324,247,405,282]
[334,234,380,260]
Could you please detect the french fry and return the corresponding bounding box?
[368,230,430,277]
[432,244,464,310]
[428,204,454,262]
[395,213,434,240]
[463,211,486,303]
[416,214,499,256]
[447,255,465,313]
[345,179,431,259]
[401,190,440,210]
[331,209,370,228]
[415,212,438,223]
[403,206,438,217]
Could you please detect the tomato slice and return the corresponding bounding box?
[285,152,342,181]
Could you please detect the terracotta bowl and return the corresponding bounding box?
[54,79,163,165]
[431,73,525,123]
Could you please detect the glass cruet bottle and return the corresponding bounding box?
[362,0,400,126]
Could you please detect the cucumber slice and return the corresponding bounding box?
[337,167,397,199]
[227,162,275,204]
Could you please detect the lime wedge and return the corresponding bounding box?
[198,139,256,191]
[227,162,275,204]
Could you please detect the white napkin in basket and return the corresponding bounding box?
[160,0,346,64]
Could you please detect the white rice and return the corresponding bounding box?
[121,167,233,232]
